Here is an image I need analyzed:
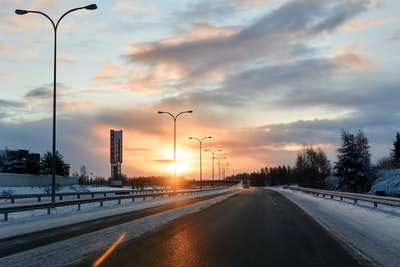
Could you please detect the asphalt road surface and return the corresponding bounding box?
[82,188,368,267]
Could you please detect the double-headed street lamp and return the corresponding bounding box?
[16,4,97,202]
[189,136,212,190]
[216,157,226,180]
[158,110,193,181]
[205,149,222,188]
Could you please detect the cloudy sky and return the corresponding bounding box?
[1,0,400,179]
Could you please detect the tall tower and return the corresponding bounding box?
[110,129,123,186]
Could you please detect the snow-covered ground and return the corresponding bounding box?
[369,169,400,197]
[274,187,400,267]
[0,182,399,266]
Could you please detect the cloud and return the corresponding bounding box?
[0,41,13,55]
[113,2,155,13]
[124,0,373,93]
[331,49,377,70]
[24,87,51,99]
[92,62,122,81]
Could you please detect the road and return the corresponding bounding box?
[82,188,368,267]
[0,192,227,258]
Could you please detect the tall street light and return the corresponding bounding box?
[158,110,193,181]
[189,136,212,190]
[205,149,222,188]
[216,157,226,181]
[16,4,97,202]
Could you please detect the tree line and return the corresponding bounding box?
[245,129,400,193]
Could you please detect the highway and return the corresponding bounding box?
[81,188,368,267]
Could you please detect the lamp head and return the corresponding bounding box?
[85,4,97,10]
[15,9,28,15]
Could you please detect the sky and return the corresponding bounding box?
[1,0,400,179]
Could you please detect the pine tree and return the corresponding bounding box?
[391,132,400,168]
[41,151,66,176]
[334,129,371,193]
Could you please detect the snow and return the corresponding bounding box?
[369,169,400,197]
[1,181,400,266]
[274,187,400,267]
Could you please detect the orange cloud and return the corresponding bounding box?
[160,23,237,45]
[331,49,377,70]
[0,41,13,55]
[342,17,395,31]
[92,62,121,81]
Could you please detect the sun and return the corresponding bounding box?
[161,149,192,176]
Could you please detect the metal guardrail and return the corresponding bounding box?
[0,188,178,203]
[288,186,400,209]
[0,189,209,221]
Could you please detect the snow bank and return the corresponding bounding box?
[275,187,400,267]
[369,169,400,197]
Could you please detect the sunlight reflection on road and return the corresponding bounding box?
[92,232,126,267]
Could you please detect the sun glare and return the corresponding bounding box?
[161,149,193,176]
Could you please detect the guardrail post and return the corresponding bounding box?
[374,202,377,208]
[118,199,121,205]
[47,208,51,215]
[78,194,80,199]
[38,196,41,202]
[4,212,8,221]
[11,197,14,204]
[143,196,146,201]
[92,193,94,198]
[100,201,103,207]
[59,195,62,201]
[78,203,81,210]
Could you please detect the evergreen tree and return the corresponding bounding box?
[391,132,400,167]
[334,129,371,193]
[41,151,66,176]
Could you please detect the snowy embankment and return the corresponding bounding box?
[274,187,400,267]
[368,169,400,197]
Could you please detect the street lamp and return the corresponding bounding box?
[16,4,97,202]
[189,136,212,190]
[216,157,226,181]
[158,110,193,181]
[205,149,222,188]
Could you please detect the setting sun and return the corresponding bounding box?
[161,149,194,177]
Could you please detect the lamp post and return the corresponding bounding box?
[205,149,222,188]
[189,136,212,190]
[158,110,193,181]
[16,4,97,202]
[216,157,226,181]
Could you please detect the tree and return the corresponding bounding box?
[41,151,67,176]
[391,132,400,168]
[334,129,371,193]
[294,144,330,188]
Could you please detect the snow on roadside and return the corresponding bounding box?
[274,187,400,267]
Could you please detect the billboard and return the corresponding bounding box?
[110,130,123,163]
